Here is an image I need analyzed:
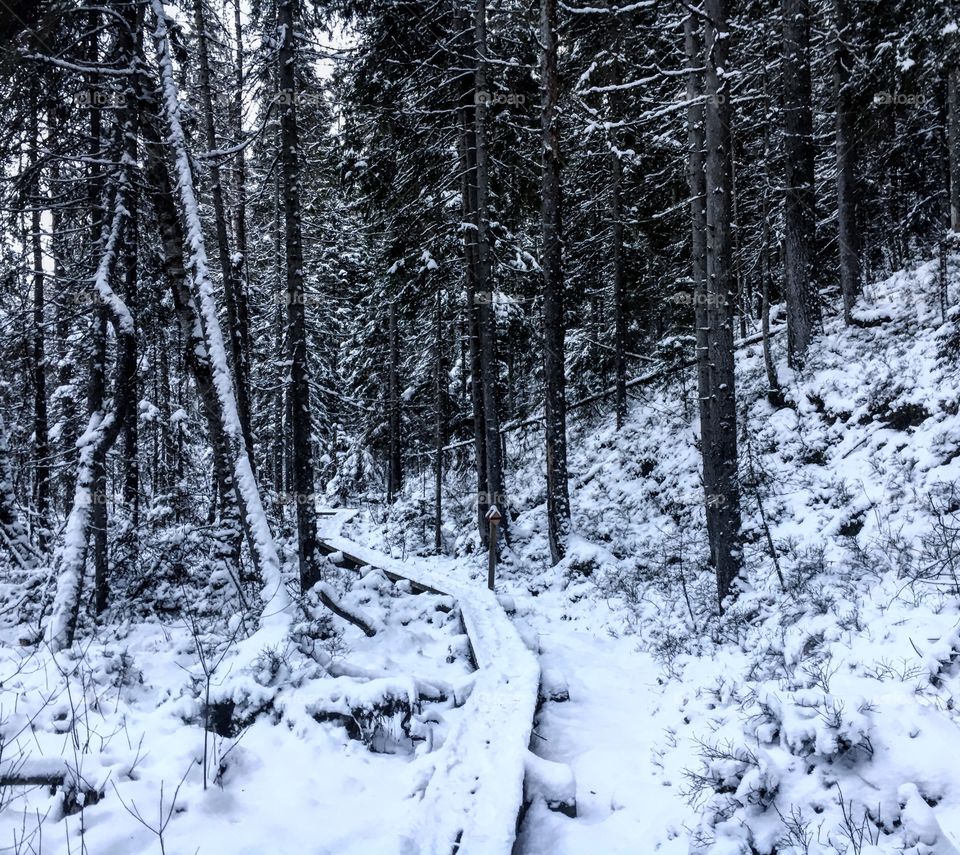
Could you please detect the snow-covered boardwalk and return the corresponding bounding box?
[318,513,541,854]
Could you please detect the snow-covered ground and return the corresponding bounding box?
[0,575,474,854]
[7,258,960,853]
[368,256,960,853]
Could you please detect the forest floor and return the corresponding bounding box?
[368,255,960,853]
[7,257,960,853]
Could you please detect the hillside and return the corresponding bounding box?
[359,257,960,853]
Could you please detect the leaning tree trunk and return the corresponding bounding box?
[193,0,255,472]
[141,97,244,568]
[150,1,375,638]
[540,0,571,564]
[46,201,136,649]
[703,0,743,610]
[782,0,820,365]
[151,0,288,625]
[834,0,861,324]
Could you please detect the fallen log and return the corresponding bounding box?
[423,325,787,454]
[0,758,102,814]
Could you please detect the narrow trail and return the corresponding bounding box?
[318,509,692,853]
[515,627,689,853]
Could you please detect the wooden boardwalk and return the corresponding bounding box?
[317,510,543,854]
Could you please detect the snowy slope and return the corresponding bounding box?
[363,257,960,854]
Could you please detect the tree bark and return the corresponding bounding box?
[686,13,716,550]
[704,0,743,609]
[948,63,960,233]
[120,3,142,529]
[29,86,49,550]
[434,284,444,553]
[540,0,570,564]
[474,0,508,541]
[278,0,321,593]
[231,0,253,376]
[456,9,489,545]
[611,148,627,430]
[387,298,403,502]
[782,0,820,365]
[761,124,785,406]
[834,0,861,324]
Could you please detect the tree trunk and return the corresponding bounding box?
[782,0,820,365]
[761,131,785,406]
[272,171,286,494]
[948,63,960,233]
[611,148,627,430]
[703,0,743,609]
[121,4,142,529]
[231,0,253,376]
[456,14,489,544]
[141,99,243,566]
[387,298,403,503]
[834,0,861,323]
[0,414,35,568]
[50,100,77,519]
[29,87,49,550]
[86,16,110,618]
[153,8,375,639]
[474,0,508,541]
[47,201,137,649]
[686,13,716,550]
[151,0,292,631]
[277,0,321,593]
[540,0,570,564]
[434,284,444,553]
[193,0,255,472]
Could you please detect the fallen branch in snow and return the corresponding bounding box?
[313,582,378,638]
[0,759,102,814]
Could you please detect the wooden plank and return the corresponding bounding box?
[317,532,541,854]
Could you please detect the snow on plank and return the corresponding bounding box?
[318,532,541,854]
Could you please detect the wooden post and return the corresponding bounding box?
[486,504,501,590]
